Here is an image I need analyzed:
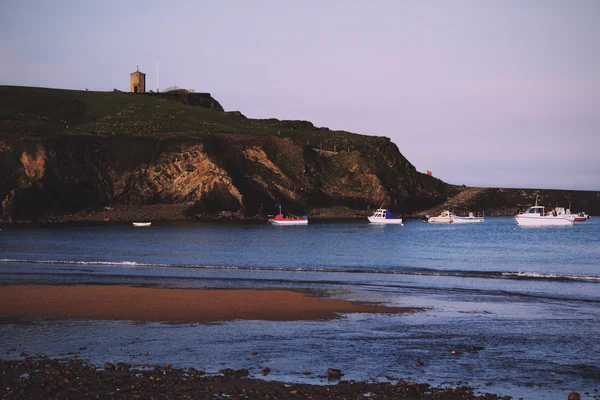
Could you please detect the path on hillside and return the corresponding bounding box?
[419,187,486,216]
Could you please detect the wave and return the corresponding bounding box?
[501,271,600,282]
[1,258,599,283]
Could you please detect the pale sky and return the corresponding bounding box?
[1,1,599,190]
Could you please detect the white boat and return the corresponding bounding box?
[132,222,151,227]
[514,206,574,226]
[450,212,484,224]
[424,210,453,223]
[368,209,403,225]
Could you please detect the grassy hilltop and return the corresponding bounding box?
[0,85,381,146]
[1,86,598,222]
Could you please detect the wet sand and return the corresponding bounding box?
[0,285,414,323]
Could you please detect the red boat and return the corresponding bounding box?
[267,206,309,225]
[573,212,590,222]
[268,213,308,225]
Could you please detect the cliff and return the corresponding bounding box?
[1,86,597,222]
[0,86,458,222]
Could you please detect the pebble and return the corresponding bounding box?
[103,362,116,371]
[0,355,514,399]
[327,368,342,379]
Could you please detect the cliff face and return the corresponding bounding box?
[2,86,595,223]
[0,134,455,222]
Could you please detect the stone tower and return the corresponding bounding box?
[130,66,146,93]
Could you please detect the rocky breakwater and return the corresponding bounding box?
[420,186,600,217]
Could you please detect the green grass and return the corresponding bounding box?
[0,86,383,154]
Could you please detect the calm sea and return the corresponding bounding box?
[1,217,599,399]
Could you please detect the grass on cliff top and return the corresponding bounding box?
[0,86,384,151]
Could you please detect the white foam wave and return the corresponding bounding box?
[0,259,167,268]
[502,271,600,282]
[1,259,599,283]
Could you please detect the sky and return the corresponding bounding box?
[1,1,599,190]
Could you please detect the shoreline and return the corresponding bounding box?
[0,355,512,399]
[0,213,526,226]
[0,204,534,225]
[0,285,415,323]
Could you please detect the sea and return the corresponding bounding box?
[1,216,599,399]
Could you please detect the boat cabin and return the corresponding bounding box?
[372,209,387,218]
[524,206,545,215]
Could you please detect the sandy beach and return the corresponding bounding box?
[0,285,414,323]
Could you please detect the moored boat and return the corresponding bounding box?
[514,205,574,226]
[133,222,152,227]
[564,202,590,222]
[268,206,308,225]
[268,214,308,225]
[424,210,453,223]
[573,212,590,222]
[450,212,484,224]
[368,209,403,225]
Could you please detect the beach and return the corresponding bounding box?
[1,286,515,398]
[0,356,513,399]
[0,285,414,323]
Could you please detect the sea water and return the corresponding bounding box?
[0,217,598,399]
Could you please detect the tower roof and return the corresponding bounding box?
[130,65,145,75]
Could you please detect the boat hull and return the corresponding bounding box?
[269,220,308,225]
[268,212,308,225]
[514,216,574,226]
[132,222,151,227]
[368,217,403,225]
[451,216,484,224]
[426,217,452,223]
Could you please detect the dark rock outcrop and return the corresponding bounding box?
[0,133,455,222]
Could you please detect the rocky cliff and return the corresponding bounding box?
[0,86,457,222]
[1,86,597,223]
[0,133,460,222]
